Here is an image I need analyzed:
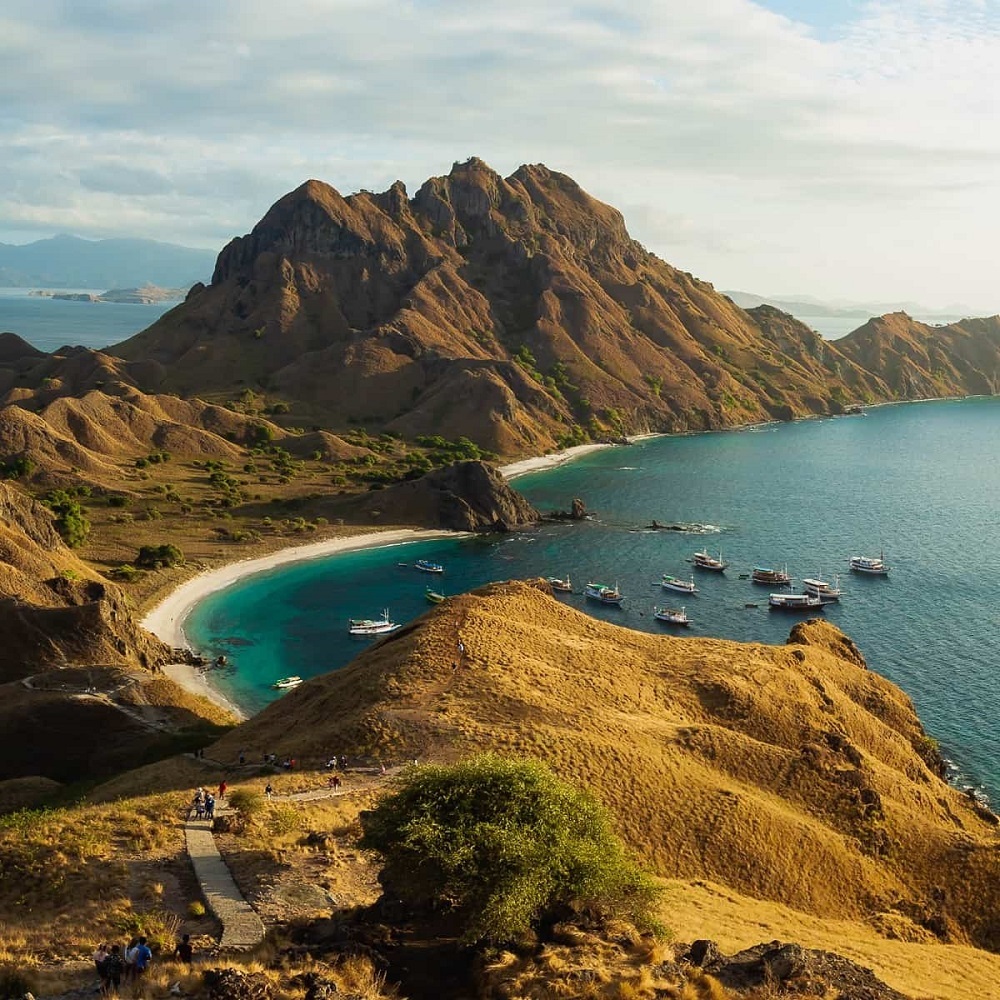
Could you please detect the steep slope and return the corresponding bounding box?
[216,580,1000,950]
[115,159,887,456]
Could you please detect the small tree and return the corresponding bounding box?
[359,754,661,944]
[135,543,185,569]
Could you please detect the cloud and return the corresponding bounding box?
[2,0,1000,308]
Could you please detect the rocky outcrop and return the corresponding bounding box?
[337,460,539,532]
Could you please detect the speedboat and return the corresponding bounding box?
[849,553,890,575]
[425,588,446,604]
[661,574,698,594]
[547,575,573,593]
[802,576,842,600]
[348,609,402,636]
[768,593,825,612]
[584,582,624,606]
[272,675,303,690]
[415,558,444,574]
[752,565,791,586]
[693,549,727,571]
[654,606,692,626]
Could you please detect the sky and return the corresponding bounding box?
[3,0,1000,311]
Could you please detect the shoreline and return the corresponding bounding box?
[143,528,467,717]
[499,443,613,480]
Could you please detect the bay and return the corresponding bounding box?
[185,397,1000,798]
[0,287,177,352]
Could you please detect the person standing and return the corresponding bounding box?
[173,933,193,964]
[218,780,228,800]
[264,782,273,800]
[93,942,109,991]
[102,944,125,995]
[132,936,152,979]
[205,793,216,820]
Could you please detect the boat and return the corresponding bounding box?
[661,574,698,594]
[547,575,573,593]
[768,593,825,612]
[415,558,444,574]
[425,588,446,604]
[584,582,624,606]
[802,575,842,600]
[751,565,791,586]
[849,553,890,576]
[348,609,402,636]
[272,675,302,690]
[693,549,728,571]
[654,606,692,626]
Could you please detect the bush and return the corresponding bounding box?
[187,900,206,918]
[40,490,90,548]
[227,789,265,833]
[359,754,661,944]
[135,544,185,569]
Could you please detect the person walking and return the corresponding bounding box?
[132,936,152,979]
[218,779,228,800]
[173,933,193,964]
[102,944,125,995]
[205,793,216,820]
[264,782,273,801]
[93,942,109,991]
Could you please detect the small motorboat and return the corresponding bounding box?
[348,609,402,636]
[547,575,573,593]
[849,553,890,575]
[584,582,624,606]
[661,574,698,594]
[654,606,692,626]
[692,549,728,571]
[803,576,842,600]
[272,675,303,690]
[752,565,791,586]
[768,593,825,612]
[415,558,444,574]
[425,587,446,604]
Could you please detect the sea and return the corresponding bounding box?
[0,287,178,351]
[184,397,1000,801]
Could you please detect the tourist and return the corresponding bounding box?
[205,793,216,819]
[173,933,193,964]
[93,942,109,989]
[123,938,138,982]
[132,936,152,979]
[102,944,125,995]
[218,779,227,799]
[265,782,273,800]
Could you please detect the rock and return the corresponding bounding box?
[203,969,273,1000]
[684,939,720,967]
[570,498,586,520]
[290,972,338,1000]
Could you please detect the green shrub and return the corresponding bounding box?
[359,754,661,944]
[227,789,265,832]
[187,900,206,918]
[40,490,90,548]
[135,544,185,569]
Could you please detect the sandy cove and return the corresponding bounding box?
[143,528,466,719]
[499,443,612,479]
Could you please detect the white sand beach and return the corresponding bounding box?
[499,443,612,480]
[143,528,466,718]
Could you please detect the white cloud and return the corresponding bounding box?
[2,0,1000,309]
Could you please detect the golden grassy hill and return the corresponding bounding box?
[113,159,892,456]
[213,580,1000,950]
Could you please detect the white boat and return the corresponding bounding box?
[547,575,573,593]
[654,606,692,626]
[661,574,698,594]
[415,558,444,574]
[752,565,791,586]
[584,582,624,606]
[348,609,402,636]
[272,675,303,690]
[768,593,825,612]
[693,549,727,571]
[802,575,842,600]
[849,553,890,575]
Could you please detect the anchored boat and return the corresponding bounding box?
[692,549,727,571]
[415,558,444,574]
[849,553,890,575]
[768,593,826,612]
[654,606,692,626]
[348,609,402,636]
[584,582,624,606]
[752,565,791,586]
[803,575,842,600]
[272,675,303,690]
[662,574,698,594]
[547,575,573,593]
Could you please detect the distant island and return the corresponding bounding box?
[29,283,187,304]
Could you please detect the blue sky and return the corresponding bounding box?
[3,0,1000,310]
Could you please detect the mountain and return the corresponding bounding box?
[0,234,215,289]
[213,580,1000,951]
[114,159,888,456]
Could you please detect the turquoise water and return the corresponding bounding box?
[0,288,176,352]
[186,398,1000,798]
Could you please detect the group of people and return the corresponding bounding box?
[93,935,194,994]
[192,786,216,819]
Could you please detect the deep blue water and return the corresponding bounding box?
[185,398,1000,798]
[0,288,176,352]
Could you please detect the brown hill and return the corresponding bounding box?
[838,311,1000,398]
[114,159,889,456]
[213,580,1000,950]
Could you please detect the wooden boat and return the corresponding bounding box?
[272,675,303,690]
[661,574,698,594]
[752,565,791,586]
[547,575,573,593]
[693,549,727,571]
[415,558,444,574]
[348,609,402,636]
[584,582,624,606]
[654,606,691,626]
[849,553,889,576]
[425,588,446,604]
[768,593,825,612]
[802,576,842,600]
